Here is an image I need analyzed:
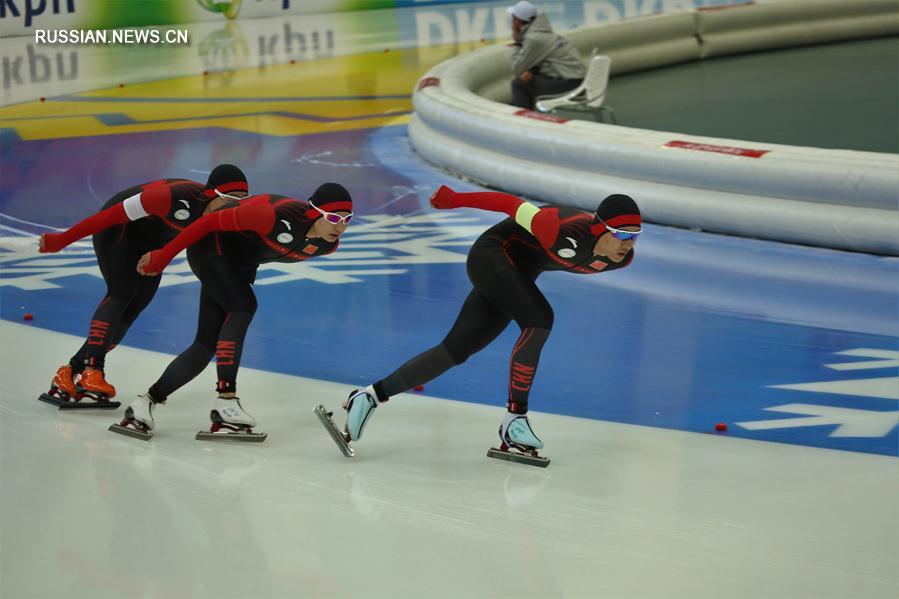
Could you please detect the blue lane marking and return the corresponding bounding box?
[2,125,896,456]
[5,110,411,125]
[94,109,411,126]
[0,128,21,149]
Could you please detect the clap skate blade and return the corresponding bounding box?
[38,391,120,410]
[196,421,266,442]
[314,405,355,457]
[487,444,550,468]
[196,406,267,442]
[195,429,267,442]
[108,421,153,441]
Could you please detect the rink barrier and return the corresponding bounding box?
[697,0,899,57]
[410,0,899,255]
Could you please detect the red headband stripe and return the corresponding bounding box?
[604,214,642,228]
[216,181,249,193]
[313,201,353,213]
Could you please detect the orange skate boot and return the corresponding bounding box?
[40,364,78,403]
[77,367,116,399]
[67,367,121,409]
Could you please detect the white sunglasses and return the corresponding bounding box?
[598,219,642,241]
[312,204,353,225]
[214,189,248,201]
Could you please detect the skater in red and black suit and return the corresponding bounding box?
[337,185,641,463]
[112,183,354,440]
[37,165,250,407]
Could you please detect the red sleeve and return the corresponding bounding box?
[138,185,173,218]
[531,208,560,248]
[40,183,179,253]
[142,203,275,274]
[430,186,559,248]
[448,191,524,217]
[39,203,128,253]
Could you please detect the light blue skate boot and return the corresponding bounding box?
[488,411,550,467]
[500,411,544,451]
[343,385,380,441]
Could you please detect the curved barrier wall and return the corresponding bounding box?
[410,0,899,255]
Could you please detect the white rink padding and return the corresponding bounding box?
[2,320,898,599]
[410,0,899,255]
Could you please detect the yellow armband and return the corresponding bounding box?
[514,202,540,234]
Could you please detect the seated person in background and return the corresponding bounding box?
[508,1,587,110]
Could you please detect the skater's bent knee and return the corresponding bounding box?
[106,286,141,303]
[520,308,554,331]
[516,318,553,333]
[442,342,472,366]
[231,299,257,315]
[186,341,216,362]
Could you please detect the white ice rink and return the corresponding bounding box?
[2,321,897,598]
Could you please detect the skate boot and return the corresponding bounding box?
[109,394,157,440]
[344,385,381,442]
[315,385,379,458]
[487,412,550,467]
[39,365,79,406]
[76,367,117,401]
[196,396,266,442]
[40,365,120,410]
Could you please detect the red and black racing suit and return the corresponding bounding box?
[141,194,339,401]
[373,190,634,414]
[41,179,235,372]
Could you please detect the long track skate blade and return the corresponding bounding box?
[487,447,550,468]
[108,423,152,441]
[38,393,66,407]
[195,431,267,443]
[60,399,121,410]
[314,405,355,457]
[38,393,121,410]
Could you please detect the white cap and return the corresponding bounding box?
[507,1,537,22]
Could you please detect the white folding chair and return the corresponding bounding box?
[535,53,616,123]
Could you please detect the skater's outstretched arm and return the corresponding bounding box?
[429,185,560,248]
[39,185,189,253]
[137,202,276,275]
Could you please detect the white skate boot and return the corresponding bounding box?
[109,394,158,441]
[487,412,550,467]
[196,396,266,442]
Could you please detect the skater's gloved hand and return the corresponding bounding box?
[429,185,456,210]
[39,233,65,253]
[137,251,168,276]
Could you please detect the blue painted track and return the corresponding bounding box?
[2,122,897,457]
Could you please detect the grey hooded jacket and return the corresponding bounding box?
[511,13,587,80]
